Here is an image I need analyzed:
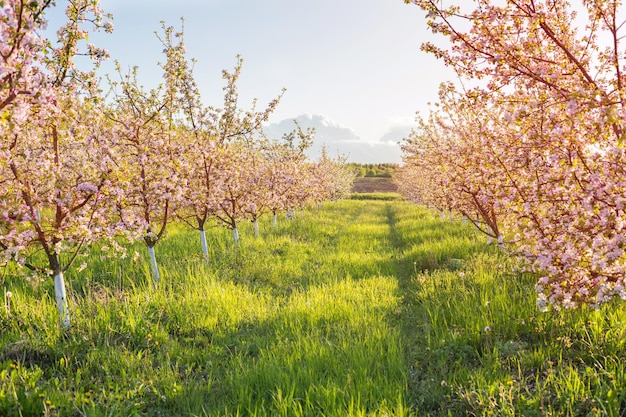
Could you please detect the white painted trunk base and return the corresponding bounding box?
[54,272,70,328]
[148,246,160,282]
[200,229,208,257]
[273,214,277,228]
[233,227,239,244]
[253,219,259,236]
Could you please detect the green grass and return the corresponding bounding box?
[350,192,401,201]
[1,200,626,416]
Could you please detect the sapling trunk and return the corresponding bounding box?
[199,229,209,257]
[53,271,71,329]
[253,219,259,236]
[147,245,160,282]
[49,252,70,328]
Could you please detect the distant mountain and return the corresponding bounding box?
[262,114,404,163]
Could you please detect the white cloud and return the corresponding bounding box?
[380,125,414,144]
[264,114,360,143]
[263,114,402,163]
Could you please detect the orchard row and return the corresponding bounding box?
[398,1,626,310]
[0,1,354,327]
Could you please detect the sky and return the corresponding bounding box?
[44,0,456,163]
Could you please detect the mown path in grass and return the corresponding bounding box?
[3,199,626,416]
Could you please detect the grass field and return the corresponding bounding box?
[1,197,626,416]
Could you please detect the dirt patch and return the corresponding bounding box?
[351,177,398,193]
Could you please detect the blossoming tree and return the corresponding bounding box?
[403,0,626,308]
[194,59,284,244]
[399,84,506,240]
[262,124,314,228]
[1,0,115,327]
[309,147,355,207]
[106,67,186,281]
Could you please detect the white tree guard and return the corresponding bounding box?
[233,227,240,244]
[273,213,277,228]
[53,272,71,328]
[253,219,259,236]
[199,229,209,257]
[148,245,160,282]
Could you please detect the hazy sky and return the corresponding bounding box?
[45,0,456,162]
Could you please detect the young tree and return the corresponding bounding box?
[212,141,258,243]
[309,147,355,207]
[400,84,506,240]
[105,22,198,280]
[1,0,115,327]
[200,58,283,244]
[107,64,185,281]
[161,24,219,257]
[263,124,314,228]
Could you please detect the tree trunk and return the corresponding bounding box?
[233,227,240,244]
[273,213,277,228]
[147,245,160,282]
[53,271,71,329]
[199,229,209,258]
[49,252,70,328]
[253,219,259,236]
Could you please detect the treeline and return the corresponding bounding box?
[348,163,398,178]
